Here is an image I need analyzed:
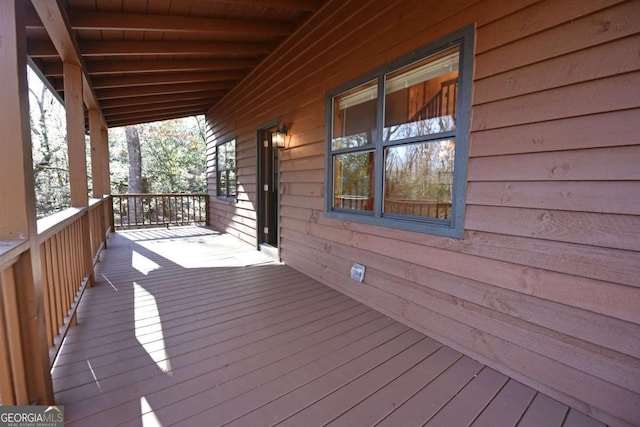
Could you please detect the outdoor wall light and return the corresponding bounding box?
[272,124,288,149]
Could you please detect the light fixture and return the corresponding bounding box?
[272,124,287,149]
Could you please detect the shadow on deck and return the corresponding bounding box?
[52,226,604,426]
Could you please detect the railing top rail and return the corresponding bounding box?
[88,196,110,209]
[37,207,86,242]
[112,193,208,197]
[0,239,29,271]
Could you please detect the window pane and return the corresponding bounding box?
[384,139,454,219]
[384,48,459,141]
[217,145,226,170]
[218,172,227,196]
[333,151,374,211]
[225,141,236,169]
[332,80,377,151]
[228,170,236,196]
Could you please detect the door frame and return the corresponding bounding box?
[256,119,281,257]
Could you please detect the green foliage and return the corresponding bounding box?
[28,66,71,218]
[28,64,207,218]
[109,116,207,194]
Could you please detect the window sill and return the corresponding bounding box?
[324,209,464,239]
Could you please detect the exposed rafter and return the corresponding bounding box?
[66,11,295,36]
[198,0,320,12]
[29,40,273,58]
[29,0,106,127]
[102,102,214,119]
[108,109,208,128]
[95,81,236,100]
[89,71,244,90]
[99,91,226,109]
[79,40,274,57]
[26,0,325,128]
[43,58,259,77]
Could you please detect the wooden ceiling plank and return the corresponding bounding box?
[197,0,319,12]
[79,40,274,56]
[66,10,295,36]
[42,61,63,77]
[25,4,43,28]
[91,71,243,89]
[96,81,235,99]
[100,90,225,109]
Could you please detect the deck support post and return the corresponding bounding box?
[64,63,94,288]
[0,0,54,405]
[89,109,107,198]
[100,126,113,237]
[90,110,112,247]
[101,127,111,196]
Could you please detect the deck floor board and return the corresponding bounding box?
[51,226,605,427]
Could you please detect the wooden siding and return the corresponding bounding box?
[206,0,640,425]
[53,227,603,426]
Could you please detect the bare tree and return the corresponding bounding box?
[126,125,143,223]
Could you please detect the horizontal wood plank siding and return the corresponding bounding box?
[206,0,640,425]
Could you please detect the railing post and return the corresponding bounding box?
[0,0,54,404]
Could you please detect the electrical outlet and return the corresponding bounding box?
[350,263,366,283]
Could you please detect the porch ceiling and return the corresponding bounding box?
[25,0,324,128]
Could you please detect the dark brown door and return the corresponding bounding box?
[257,128,279,247]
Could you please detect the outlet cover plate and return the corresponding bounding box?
[351,263,365,283]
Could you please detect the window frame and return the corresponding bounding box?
[324,25,474,238]
[216,138,237,201]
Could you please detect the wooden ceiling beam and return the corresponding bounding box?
[79,40,274,57]
[108,109,207,128]
[197,0,320,12]
[95,81,235,100]
[90,71,243,90]
[66,10,294,36]
[103,102,214,119]
[43,58,259,77]
[29,0,106,127]
[100,91,225,109]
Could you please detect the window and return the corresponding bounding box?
[325,26,473,238]
[216,139,236,199]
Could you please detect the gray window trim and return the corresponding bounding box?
[324,24,474,239]
[216,138,237,201]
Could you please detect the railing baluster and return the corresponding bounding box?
[66,226,75,310]
[0,272,16,404]
[0,267,29,405]
[39,241,53,346]
[58,231,69,315]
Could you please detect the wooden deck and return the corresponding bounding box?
[52,226,604,427]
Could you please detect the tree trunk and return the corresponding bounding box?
[125,125,143,224]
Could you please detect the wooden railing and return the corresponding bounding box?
[0,239,32,405]
[37,196,112,363]
[0,196,112,405]
[112,193,209,229]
